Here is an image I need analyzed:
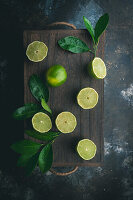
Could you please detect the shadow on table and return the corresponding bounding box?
[0,8,25,179]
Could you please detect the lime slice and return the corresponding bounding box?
[55,112,77,133]
[77,139,97,160]
[77,87,98,109]
[88,57,106,79]
[26,41,48,62]
[32,112,52,133]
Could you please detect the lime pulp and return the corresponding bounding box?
[77,139,97,160]
[77,87,98,109]
[88,57,106,79]
[32,112,52,133]
[26,41,48,62]
[55,111,77,133]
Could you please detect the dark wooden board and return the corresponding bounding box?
[24,29,105,167]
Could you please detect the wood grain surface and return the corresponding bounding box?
[23,29,105,167]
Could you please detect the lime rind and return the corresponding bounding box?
[26,41,48,62]
[88,57,106,79]
[46,65,67,87]
[55,111,77,133]
[77,87,98,109]
[77,139,97,160]
[32,112,52,133]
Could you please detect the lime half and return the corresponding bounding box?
[32,112,52,133]
[88,57,106,79]
[55,112,77,133]
[77,87,98,109]
[77,139,97,160]
[46,65,67,87]
[26,41,48,62]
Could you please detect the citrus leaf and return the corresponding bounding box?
[11,140,42,155]
[41,98,52,114]
[29,74,49,102]
[58,36,90,53]
[13,103,41,120]
[39,144,53,173]
[83,16,95,43]
[24,152,40,175]
[95,13,109,44]
[17,154,33,167]
[25,130,60,141]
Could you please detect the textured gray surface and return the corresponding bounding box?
[0,0,133,200]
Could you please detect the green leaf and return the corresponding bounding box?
[41,98,52,114]
[29,74,49,103]
[11,140,42,155]
[17,154,32,167]
[95,13,109,44]
[24,152,40,175]
[25,130,60,141]
[58,36,90,53]
[39,144,53,173]
[17,152,40,175]
[13,103,41,120]
[83,16,95,43]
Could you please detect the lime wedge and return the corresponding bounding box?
[77,139,97,160]
[88,57,106,79]
[26,41,48,62]
[55,112,77,133]
[77,87,98,109]
[32,112,52,133]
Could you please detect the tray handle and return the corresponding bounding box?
[47,21,77,29]
[49,166,78,176]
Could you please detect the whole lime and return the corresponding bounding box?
[46,65,67,87]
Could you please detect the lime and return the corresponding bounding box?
[88,57,106,79]
[77,87,98,109]
[26,41,48,62]
[32,112,52,133]
[55,111,77,133]
[77,139,97,160]
[46,65,67,87]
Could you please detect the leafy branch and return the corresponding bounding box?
[11,74,61,175]
[58,13,109,56]
[13,74,52,121]
[25,130,60,141]
[11,139,54,175]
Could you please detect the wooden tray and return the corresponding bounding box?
[24,29,105,167]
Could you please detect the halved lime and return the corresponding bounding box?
[77,87,98,109]
[88,57,106,79]
[26,41,48,62]
[32,112,52,133]
[77,139,97,160]
[55,112,77,133]
[46,65,67,87]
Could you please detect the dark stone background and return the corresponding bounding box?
[0,0,133,199]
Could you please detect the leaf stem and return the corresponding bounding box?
[88,49,95,54]
[94,50,96,57]
[39,140,53,152]
[93,42,99,57]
